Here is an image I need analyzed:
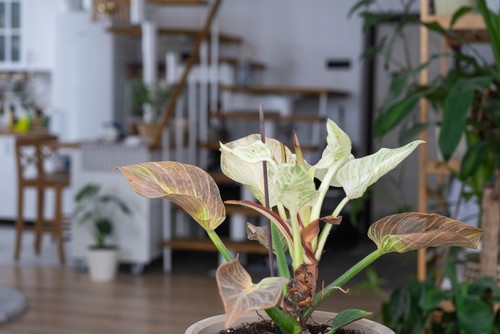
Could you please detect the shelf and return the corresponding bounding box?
[422,13,488,45]
[425,159,461,175]
[107,26,242,44]
[219,84,350,97]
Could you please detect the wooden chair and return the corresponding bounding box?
[14,134,70,265]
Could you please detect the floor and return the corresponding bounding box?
[0,224,416,333]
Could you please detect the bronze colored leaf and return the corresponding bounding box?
[116,162,225,231]
[216,258,289,327]
[247,223,288,253]
[368,212,482,253]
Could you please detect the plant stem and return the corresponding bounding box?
[207,230,233,262]
[302,249,383,320]
[314,197,350,260]
[310,168,336,222]
[290,210,304,270]
[265,307,302,334]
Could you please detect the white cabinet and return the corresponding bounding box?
[0,135,17,219]
[70,143,164,268]
[0,0,58,71]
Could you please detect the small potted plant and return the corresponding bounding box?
[117,118,481,333]
[129,78,171,142]
[73,183,131,282]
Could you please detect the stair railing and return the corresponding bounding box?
[150,0,224,148]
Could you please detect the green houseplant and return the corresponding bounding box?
[117,118,481,333]
[73,183,131,282]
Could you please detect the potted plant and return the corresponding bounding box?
[129,78,171,142]
[117,116,481,333]
[73,183,131,282]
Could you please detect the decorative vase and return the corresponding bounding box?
[86,247,119,282]
[185,311,395,334]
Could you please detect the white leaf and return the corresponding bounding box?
[335,140,424,199]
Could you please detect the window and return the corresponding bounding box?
[0,0,21,63]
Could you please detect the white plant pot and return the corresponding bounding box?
[185,311,394,334]
[434,0,476,15]
[87,248,119,282]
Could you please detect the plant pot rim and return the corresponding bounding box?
[185,310,395,334]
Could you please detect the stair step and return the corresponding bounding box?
[107,25,242,44]
[126,57,265,78]
[210,111,326,123]
[146,0,208,5]
[219,84,350,97]
[199,140,320,153]
[163,237,268,254]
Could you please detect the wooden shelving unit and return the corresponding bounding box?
[417,0,486,280]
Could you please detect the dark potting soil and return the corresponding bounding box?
[216,320,363,334]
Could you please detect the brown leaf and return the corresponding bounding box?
[320,215,342,225]
[368,212,482,253]
[216,258,288,328]
[116,162,225,231]
[246,223,288,253]
[283,263,319,318]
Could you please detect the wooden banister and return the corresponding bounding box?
[149,0,223,148]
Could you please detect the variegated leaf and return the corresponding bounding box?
[334,140,424,199]
[220,135,295,207]
[368,212,482,253]
[216,259,289,327]
[277,164,318,211]
[314,119,354,182]
[116,162,225,231]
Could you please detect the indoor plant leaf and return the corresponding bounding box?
[216,258,289,327]
[328,309,372,333]
[220,134,295,207]
[117,162,225,231]
[276,164,318,211]
[314,119,353,171]
[368,212,482,253]
[439,76,491,161]
[334,140,424,199]
[247,223,288,253]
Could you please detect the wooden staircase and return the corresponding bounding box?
[97,0,351,272]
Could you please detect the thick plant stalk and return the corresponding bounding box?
[207,230,233,262]
[480,170,500,277]
[302,249,383,320]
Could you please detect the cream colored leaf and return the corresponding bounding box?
[335,140,424,199]
[368,212,482,253]
[220,134,295,207]
[277,164,317,211]
[216,259,289,327]
[116,162,225,231]
[315,119,353,170]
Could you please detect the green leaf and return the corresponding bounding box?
[116,162,225,231]
[328,309,372,333]
[334,140,423,199]
[375,94,420,137]
[451,6,474,26]
[456,295,493,334]
[368,212,482,253]
[439,76,491,161]
[216,258,288,328]
[74,183,100,202]
[459,142,488,179]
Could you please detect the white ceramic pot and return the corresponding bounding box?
[86,247,119,282]
[434,0,476,15]
[185,311,394,334]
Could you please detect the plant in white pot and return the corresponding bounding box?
[73,183,131,282]
[117,117,481,334]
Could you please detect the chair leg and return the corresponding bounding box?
[14,188,24,261]
[55,187,65,265]
[35,186,45,255]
